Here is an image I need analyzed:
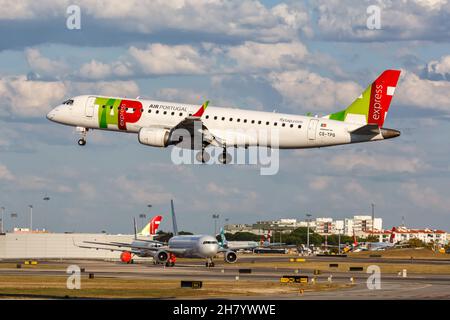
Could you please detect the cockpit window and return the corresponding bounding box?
[203,241,218,245]
[62,99,74,105]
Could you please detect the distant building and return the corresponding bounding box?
[344,216,383,237]
[390,227,447,245]
[225,215,383,237]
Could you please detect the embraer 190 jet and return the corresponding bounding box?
[47,70,401,163]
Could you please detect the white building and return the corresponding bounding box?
[390,227,448,245]
[344,216,382,237]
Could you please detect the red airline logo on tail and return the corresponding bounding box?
[149,215,163,235]
[368,69,401,127]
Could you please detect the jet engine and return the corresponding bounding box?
[120,251,132,264]
[138,128,170,147]
[154,250,169,263]
[224,250,237,263]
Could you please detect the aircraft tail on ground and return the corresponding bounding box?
[219,227,228,247]
[137,215,163,237]
[324,70,401,127]
[171,199,178,236]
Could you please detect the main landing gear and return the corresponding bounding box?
[76,127,88,146]
[195,146,210,163]
[218,146,232,165]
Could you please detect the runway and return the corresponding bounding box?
[1,258,450,299]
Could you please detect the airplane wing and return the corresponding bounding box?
[81,240,188,256]
[75,243,143,255]
[168,101,223,148]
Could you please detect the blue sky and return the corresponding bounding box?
[1,0,450,234]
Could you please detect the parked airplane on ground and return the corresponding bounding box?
[80,200,237,267]
[354,228,402,252]
[77,215,163,263]
[47,70,401,163]
[218,228,259,251]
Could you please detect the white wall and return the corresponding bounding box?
[0,233,151,260]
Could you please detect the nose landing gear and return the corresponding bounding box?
[76,127,88,146]
[205,258,215,268]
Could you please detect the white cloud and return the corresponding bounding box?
[25,48,70,78]
[401,181,450,212]
[268,70,362,112]
[0,75,140,117]
[0,163,14,181]
[426,55,450,80]
[312,0,450,41]
[0,75,66,117]
[329,153,427,174]
[0,1,310,42]
[226,41,308,72]
[128,44,209,75]
[396,71,450,112]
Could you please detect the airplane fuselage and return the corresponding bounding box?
[168,234,219,259]
[47,95,399,149]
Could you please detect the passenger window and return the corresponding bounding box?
[148,109,151,113]
[214,116,218,120]
[298,125,302,128]
[179,112,183,116]
[282,123,285,127]
[258,120,262,124]
[206,115,209,119]
[229,118,233,121]
[156,110,159,114]
[171,112,175,116]
[274,122,277,126]
[222,117,225,121]
[251,120,255,124]
[266,121,269,125]
[290,124,293,128]
[163,111,167,115]
[243,119,247,123]
[237,119,240,122]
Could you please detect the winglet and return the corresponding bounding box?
[192,100,209,117]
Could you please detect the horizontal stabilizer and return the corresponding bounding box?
[349,124,380,135]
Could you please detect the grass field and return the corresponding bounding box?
[0,275,352,299]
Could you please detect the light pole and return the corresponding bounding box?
[371,203,375,236]
[306,214,312,249]
[212,214,220,235]
[0,206,5,233]
[28,205,33,231]
[338,228,342,254]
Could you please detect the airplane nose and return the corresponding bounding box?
[46,110,55,120]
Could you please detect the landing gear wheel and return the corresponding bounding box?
[218,151,232,164]
[78,138,86,146]
[196,149,210,163]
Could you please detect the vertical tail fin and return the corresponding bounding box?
[390,227,396,243]
[219,227,227,247]
[171,199,178,236]
[324,70,401,127]
[137,215,163,237]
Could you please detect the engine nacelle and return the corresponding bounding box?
[120,251,132,264]
[154,250,169,263]
[224,250,237,263]
[138,128,170,147]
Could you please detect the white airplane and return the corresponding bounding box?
[81,200,237,267]
[77,215,163,263]
[47,70,401,163]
